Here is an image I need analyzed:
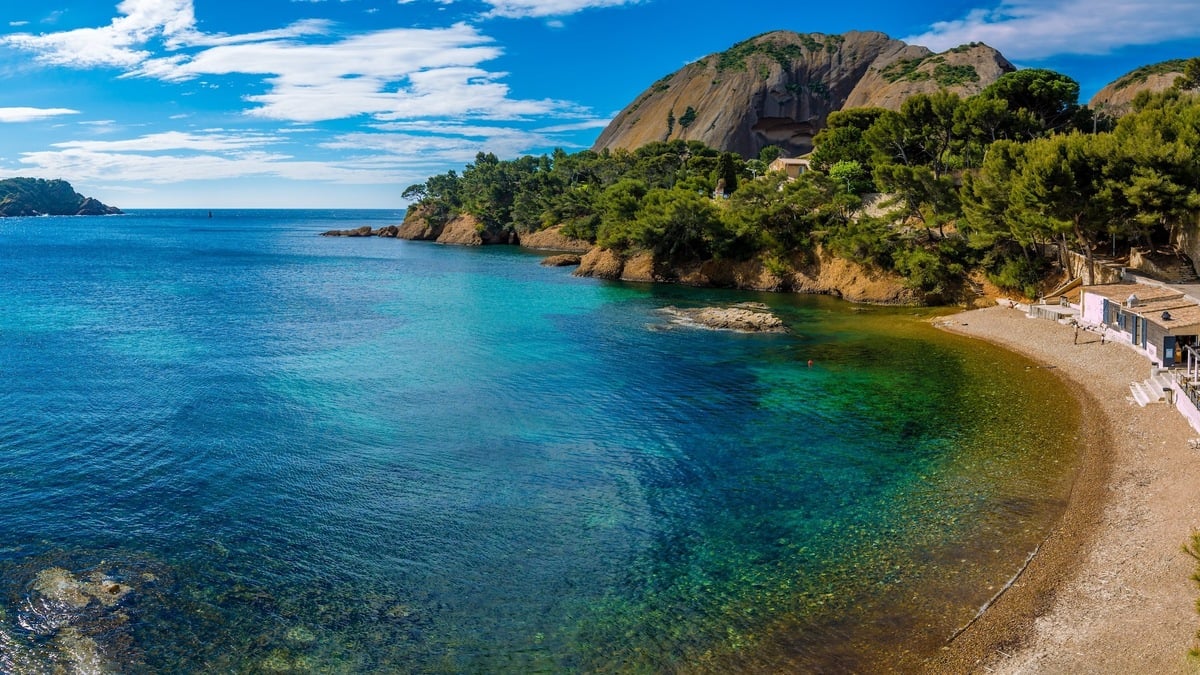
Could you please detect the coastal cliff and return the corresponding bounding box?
[575,246,917,304]
[0,178,121,217]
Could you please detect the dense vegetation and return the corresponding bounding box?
[403,65,1200,302]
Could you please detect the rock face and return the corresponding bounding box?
[436,213,517,245]
[1090,59,1189,117]
[0,178,121,216]
[576,246,920,304]
[593,31,1014,158]
[396,204,442,240]
[517,225,593,252]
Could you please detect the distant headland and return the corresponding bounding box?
[0,177,121,217]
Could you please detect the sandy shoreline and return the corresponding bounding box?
[929,305,1200,673]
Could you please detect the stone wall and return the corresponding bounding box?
[1065,250,1125,285]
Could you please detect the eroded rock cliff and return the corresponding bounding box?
[1090,59,1190,117]
[593,31,1014,158]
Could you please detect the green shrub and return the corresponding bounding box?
[933,64,979,87]
[881,58,925,83]
[983,250,1047,298]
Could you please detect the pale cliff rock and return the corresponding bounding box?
[394,208,515,245]
[518,225,593,252]
[397,204,443,240]
[576,247,627,279]
[620,252,657,282]
[847,42,1014,110]
[785,250,920,304]
[593,31,1014,158]
[435,214,487,245]
[1090,59,1190,117]
[575,245,919,304]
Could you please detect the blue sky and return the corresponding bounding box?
[0,1,1197,208]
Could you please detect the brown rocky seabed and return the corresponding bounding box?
[929,306,1200,674]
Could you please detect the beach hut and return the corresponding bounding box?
[1080,284,1200,367]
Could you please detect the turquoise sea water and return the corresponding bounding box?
[0,210,1078,672]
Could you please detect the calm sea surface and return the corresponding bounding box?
[0,210,1078,672]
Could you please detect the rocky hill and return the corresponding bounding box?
[0,178,121,217]
[1090,59,1190,117]
[592,30,1015,158]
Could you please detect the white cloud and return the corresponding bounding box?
[482,0,642,18]
[905,0,1200,59]
[14,130,403,185]
[535,119,612,133]
[4,3,592,125]
[52,130,281,153]
[182,19,333,48]
[4,0,197,68]
[0,107,80,122]
[142,23,572,122]
[325,124,556,162]
[9,118,589,190]
[0,0,607,200]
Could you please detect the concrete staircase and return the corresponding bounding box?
[1130,371,1177,407]
[1160,255,1200,284]
[1132,249,1200,284]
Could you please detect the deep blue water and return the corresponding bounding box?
[0,210,1077,672]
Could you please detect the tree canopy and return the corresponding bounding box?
[403,76,1200,302]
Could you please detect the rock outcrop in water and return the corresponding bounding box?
[660,304,787,333]
[0,177,121,216]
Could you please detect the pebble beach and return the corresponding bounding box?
[933,305,1200,673]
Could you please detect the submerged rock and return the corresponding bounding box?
[33,567,132,609]
[285,625,317,646]
[53,627,106,673]
[3,553,171,673]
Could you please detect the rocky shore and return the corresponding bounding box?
[573,245,919,304]
[322,215,591,251]
[331,208,920,304]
